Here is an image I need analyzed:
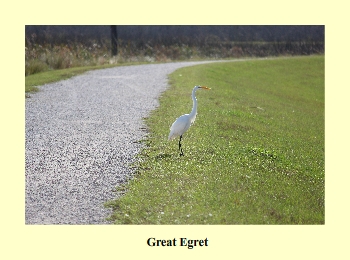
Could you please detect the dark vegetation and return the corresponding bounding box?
[25,25,324,76]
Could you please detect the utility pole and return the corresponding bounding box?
[110,25,118,56]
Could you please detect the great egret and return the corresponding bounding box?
[168,85,211,156]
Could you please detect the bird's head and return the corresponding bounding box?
[195,85,211,91]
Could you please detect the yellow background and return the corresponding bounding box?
[1,1,348,259]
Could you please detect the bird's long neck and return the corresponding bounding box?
[189,88,198,123]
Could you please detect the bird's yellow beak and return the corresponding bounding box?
[200,86,211,90]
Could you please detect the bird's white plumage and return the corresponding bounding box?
[168,114,192,140]
[168,85,210,143]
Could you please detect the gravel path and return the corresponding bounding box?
[25,60,222,224]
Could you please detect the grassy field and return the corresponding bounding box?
[105,55,324,224]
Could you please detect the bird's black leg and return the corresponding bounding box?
[179,135,184,156]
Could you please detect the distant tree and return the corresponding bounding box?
[110,25,118,56]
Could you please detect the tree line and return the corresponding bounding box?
[25,25,324,47]
[25,25,324,76]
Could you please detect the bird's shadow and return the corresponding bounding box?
[155,153,173,160]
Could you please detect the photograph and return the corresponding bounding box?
[25,25,325,225]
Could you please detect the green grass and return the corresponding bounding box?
[105,55,325,224]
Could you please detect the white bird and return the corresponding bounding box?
[168,85,211,156]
